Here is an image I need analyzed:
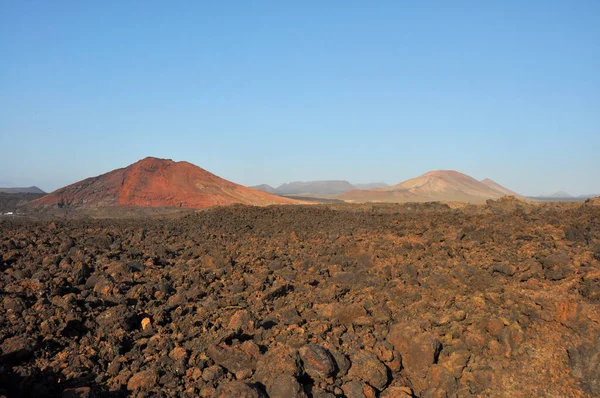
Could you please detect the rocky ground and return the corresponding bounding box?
[1,198,599,397]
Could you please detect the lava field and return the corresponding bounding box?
[1,198,599,397]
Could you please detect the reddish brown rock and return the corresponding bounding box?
[541,252,571,281]
[347,350,390,390]
[126,369,158,391]
[387,326,442,379]
[228,309,256,333]
[298,344,336,379]
[426,364,457,395]
[208,341,261,379]
[255,345,303,383]
[265,374,307,398]
[215,381,266,398]
[342,380,377,398]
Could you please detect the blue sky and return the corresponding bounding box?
[1,1,598,195]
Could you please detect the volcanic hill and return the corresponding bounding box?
[31,157,302,209]
[339,170,507,203]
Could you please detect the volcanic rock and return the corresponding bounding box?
[0,200,599,396]
[127,369,159,391]
[541,252,571,280]
[346,350,390,390]
[298,344,336,379]
[387,325,442,392]
[265,374,307,398]
[215,380,266,398]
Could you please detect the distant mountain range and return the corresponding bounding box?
[526,191,599,202]
[354,182,390,190]
[273,180,356,195]
[251,181,390,196]
[0,186,45,194]
[252,172,522,204]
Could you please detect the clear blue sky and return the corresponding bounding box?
[1,1,598,195]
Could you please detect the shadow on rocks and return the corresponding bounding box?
[0,362,126,398]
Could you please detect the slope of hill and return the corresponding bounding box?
[275,180,356,195]
[354,182,390,190]
[30,157,302,209]
[339,170,505,203]
[480,178,521,197]
[0,186,45,194]
[250,184,276,194]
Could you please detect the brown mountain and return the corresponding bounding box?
[480,178,521,197]
[31,157,302,209]
[339,170,505,203]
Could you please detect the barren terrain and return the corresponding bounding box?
[1,198,599,397]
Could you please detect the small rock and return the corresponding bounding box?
[266,374,307,398]
[342,380,377,398]
[485,318,504,337]
[62,387,92,398]
[330,350,351,376]
[141,317,152,331]
[541,253,571,281]
[380,386,414,397]
[228,309,256,333]
[0,335,35,364]
[490,263,515,276]
[169,346,188,362]
[215,381,266,398]
[299,344,336,379]
[202,365,225,383]
[387,325,442,392]
[426,364,457,395]
[439,350,470,378]
[347,350,390,390]
[255,345,302,383]
[208,341,260,378]
[335,303,370,325]
[127,369,158,391]
[263,284,293,301]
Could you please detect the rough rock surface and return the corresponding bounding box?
[0,199,599,397]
